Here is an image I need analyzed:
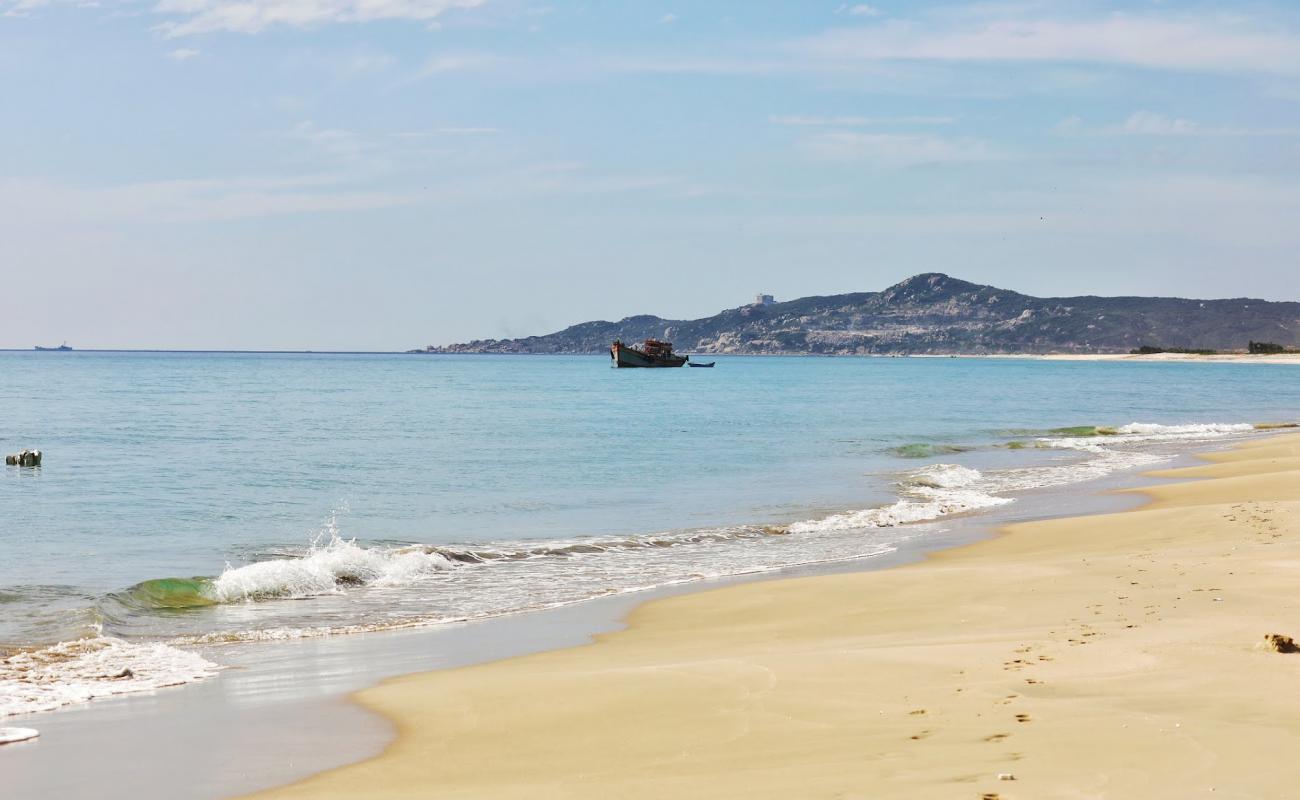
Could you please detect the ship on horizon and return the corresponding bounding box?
[34,341,73,352]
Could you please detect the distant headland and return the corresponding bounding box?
[418,273,1300,357]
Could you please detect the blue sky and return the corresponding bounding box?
[3,0,1299,349]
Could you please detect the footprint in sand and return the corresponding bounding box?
[910,730,933,740]
[1015,714,1031,723]
[984,733,1010,742]
[909,709,927,716]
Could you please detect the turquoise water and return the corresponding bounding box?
[0,352,1296,716]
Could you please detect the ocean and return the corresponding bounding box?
[1,351,1295,718]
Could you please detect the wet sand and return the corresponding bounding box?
[249,433,1300,799]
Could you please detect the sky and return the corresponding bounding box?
[2,0,1299,350]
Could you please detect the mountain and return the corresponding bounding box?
[430,273,1300,355]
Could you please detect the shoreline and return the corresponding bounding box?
[0,444,1173,799]
[1030,352,1300,365]
[247,432,1300,799]
[7,350,1298,365]
[419,352,1300,364]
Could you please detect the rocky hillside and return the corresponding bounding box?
[430,273,1300,355]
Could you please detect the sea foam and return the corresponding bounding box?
[0,637,219,718]
[794,419,1265,534]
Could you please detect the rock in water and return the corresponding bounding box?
[1265,633,1299,653]
[5,449,41,467]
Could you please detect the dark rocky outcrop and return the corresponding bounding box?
[429,273,1300,356]
[5,450,41,467]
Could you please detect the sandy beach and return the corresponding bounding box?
[245,433,1300,799]
[1036,353,1300,365]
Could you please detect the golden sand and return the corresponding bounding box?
[1037,353,1300,365]
[250,434,1300,799]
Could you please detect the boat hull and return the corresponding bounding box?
[610,343,687,368]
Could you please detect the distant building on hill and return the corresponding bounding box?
[754,293,775,306]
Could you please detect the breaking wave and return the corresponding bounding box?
[789,463,1010,534]
[116,525,803,614]
[107,420,1277,616]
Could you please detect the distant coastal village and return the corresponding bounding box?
[412,273,1300,358]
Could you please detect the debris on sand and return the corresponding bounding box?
[1264,633,1299,653]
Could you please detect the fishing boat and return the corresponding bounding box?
[610,339,687,368]
[688,361,715,368]
[34,342,73,352]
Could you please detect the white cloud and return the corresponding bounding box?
[800,14,1300,76]
[0,150,688,227]
[836,4,882,17]
[612,56,786,76]
[0,175,419,223]
[1056,110,1297,137]
[1117,110,1201,136]
[154,0,485,37]
[770,114,955,126]
[1053,115,1084,134]
[413,52,499,79]
[340,50,397,75]
[273,121,463,173]
[2,0,51,16]
[280,121,374,159]
[389,127,501,137]
[504,161,684,195]
[166,47,200,60]
[726,172,1300,253]
[658,12,675,25]
[801,131,1000,167]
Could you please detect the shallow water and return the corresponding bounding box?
[1,351,1296,717]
